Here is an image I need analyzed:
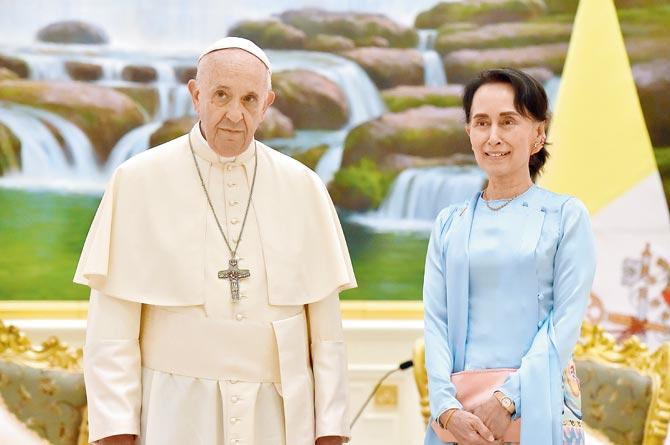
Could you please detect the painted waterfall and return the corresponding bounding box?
[1,0,668,301]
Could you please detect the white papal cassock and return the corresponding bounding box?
[75,124,356,444]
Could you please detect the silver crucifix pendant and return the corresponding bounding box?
[218,258,250,303]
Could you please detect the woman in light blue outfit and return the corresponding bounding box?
[423,68,596,445]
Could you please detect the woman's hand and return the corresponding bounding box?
[440,409,496,445]
[97,434,136,445]
[470,396,512,441]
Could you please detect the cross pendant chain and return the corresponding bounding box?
[188,135,259,305]
[218,258,250,303]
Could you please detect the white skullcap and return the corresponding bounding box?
[198,36,272,73]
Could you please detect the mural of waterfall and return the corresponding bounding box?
[5,0,656,302]
[0,46,385,187]
[417,29,447,87]
[350,166,486,232]
[0,105,70,177]
[315,145,344,184]
[0,103,105,192]
[269,51,386,127]
[2,47,198,121]
[22,54,70,80]
[166,86,195,120]
[0,34,404,298]
[105,121,164,174]
[0,0,459,50]
[417,29,437,51]
[421,51,447,87]
[266,51,386,182]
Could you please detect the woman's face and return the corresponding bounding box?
[466,82,545,182]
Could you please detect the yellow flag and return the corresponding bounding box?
[541,0,670,344]
[540,0,657,213]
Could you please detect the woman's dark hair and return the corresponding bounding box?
[462,68,550,181]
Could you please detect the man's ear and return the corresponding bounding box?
[265,90,276,110]
[187,79,200,111]
[261,90,275,119]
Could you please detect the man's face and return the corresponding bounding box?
[188,49,275,156]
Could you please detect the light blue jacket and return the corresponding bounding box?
[423,187,596,444]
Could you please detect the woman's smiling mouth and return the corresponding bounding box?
[485,151,511,157]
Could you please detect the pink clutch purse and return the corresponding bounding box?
[431,368,520,443]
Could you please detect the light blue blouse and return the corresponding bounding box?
[423,185,596,444]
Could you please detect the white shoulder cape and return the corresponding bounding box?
[74,130,356,306]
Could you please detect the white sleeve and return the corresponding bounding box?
[84,290,142,443]
[307,292,351,442]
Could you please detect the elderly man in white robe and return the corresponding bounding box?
[75,37,356,445]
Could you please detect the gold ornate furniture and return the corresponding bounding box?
[412,322,670,445]
[573,323,670,445]
[413,336,430,428]
[0,320,88,445]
